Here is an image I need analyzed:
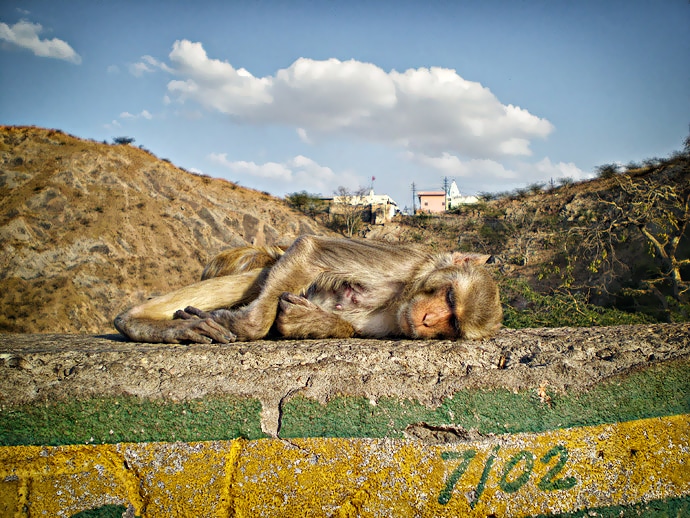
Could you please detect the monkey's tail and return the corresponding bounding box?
[201,245,287,280]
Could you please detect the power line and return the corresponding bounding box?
[411,182,417,214]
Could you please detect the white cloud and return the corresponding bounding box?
[407,151,589,188]
[532,157,590,181]
[209,153,293,181]
[161,40,553,160]
[128,61,153,77]
[0,20,81,64]
[129,54,172,76]
[103,119,121,130]
[208,153,361,196]
[297,128,313,144]
[107,64,120,74]
[166,40,272,114]
[118,109,153,121]
[107,109,153,128]
[408,151,518,179]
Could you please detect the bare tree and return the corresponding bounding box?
[505,207,541,265]
[567,172,689,306]
[330,186,368,238]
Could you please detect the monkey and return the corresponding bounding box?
[114,235,502,344]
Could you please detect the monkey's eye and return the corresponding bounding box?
[446,289,455,308]
[445,289,461,335]
[449,315,461,335]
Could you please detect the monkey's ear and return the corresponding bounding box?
[451,252,494,266]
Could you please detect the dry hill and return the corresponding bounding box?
[0,126,333,334]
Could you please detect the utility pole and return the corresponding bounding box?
[411,182,417,214]
[442,176,449,211]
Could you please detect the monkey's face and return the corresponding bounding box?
[398,264,502,340]
[398,287,459,339]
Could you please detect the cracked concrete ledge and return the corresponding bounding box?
[1,325,689,516]
[1,323,689,438]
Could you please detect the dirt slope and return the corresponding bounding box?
[0,126,333,334]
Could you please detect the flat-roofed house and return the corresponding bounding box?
[417,190,446,213]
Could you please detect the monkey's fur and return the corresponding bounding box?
[114,236,502,343]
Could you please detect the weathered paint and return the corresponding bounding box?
[1,414,687,517]
[0,396,266,447]
[2,359,688,447]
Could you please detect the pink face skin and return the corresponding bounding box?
[397,288,458,339]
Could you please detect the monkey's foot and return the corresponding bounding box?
[178,306,269,342]
[171,308,237,343]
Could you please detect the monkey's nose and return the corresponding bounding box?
[422,313,437,327]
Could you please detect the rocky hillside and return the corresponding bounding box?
[0,126,334,334]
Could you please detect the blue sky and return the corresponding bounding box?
[1,1,688,210]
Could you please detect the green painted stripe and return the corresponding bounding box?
[71,505,136,518]
[1,359,687,446]
[530,494,690,518]
[59,494,690,518]
[0,396,265,446]
[282,358,689,437]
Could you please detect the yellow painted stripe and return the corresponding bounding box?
[1,415,688,517]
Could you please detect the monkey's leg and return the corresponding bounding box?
[114,269,266,344]
[203,236,333,340]
[202,245,286,279]
[275,293,355,339]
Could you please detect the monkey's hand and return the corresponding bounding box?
[115,311,235,344]
[275,293,355,339]
[177,305,269,342]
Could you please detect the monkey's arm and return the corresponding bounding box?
[275,293,355,339]
[114,270,266,343]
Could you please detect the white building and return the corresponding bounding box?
[446,180,479,209]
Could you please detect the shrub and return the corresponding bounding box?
[501,278,657,328]
[595,163,619,179]
[112,136,135,145]
[527,182,545,195]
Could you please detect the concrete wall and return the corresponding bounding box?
[1,325,689,516]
